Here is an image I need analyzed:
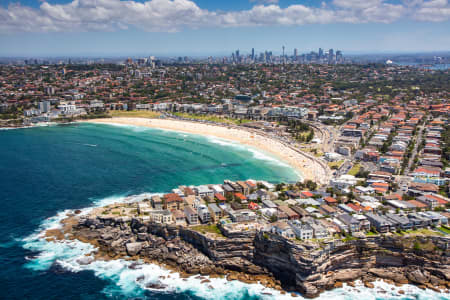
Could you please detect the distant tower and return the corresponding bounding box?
[282,45,285,64]
[251,48,255,60]
[294,48,298,59]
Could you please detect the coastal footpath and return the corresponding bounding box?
[53,210,450,298]
[84,117,332,185]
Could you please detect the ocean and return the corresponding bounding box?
[0,123,447,300]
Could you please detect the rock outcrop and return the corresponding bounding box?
[66,215,450,298]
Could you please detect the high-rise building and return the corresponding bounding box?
[44,86,55,96]
[251,48,255,60]
[328,49,334,61]
[318,48,324,59]
[294,48,298,59]
[39,101,51,113]
[336,50,343,62]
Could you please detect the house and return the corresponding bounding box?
[412,167,441,178]
[183,195,198,208]
[353,214,371,231]
[237,181,250,195]
[337,213,360,232]
[214,193,227,203]
[338,203,355,214]
[278,205,299,220]
[208,203,222,222]
[234,193,248,203]
[184,206,199,225]
[300,191,314,198]
[330,175,358,192]
[248,202,259,210]
[150,210,172,224]
[319,204,337,216]
[163,193,184,210]
[138,202,152,214]
[254,189,271,201]
[151,195,163,210]
[418,211,442,226]
[416,195,439,209]
[197,205,211,223]
[407,213,430,228]
[258,181,275,191]
[229,209,257,222]
[385,213,413,230]
[324,196,338,205]
[290,206,310,218]
[172,210,186,225]
[194,185,214,198]
[289,220,314,240]
[409,182,439,194]
[262,200,277,209]
[210,184,225,196]
[271,221,296,239]
[365,213,391,233]
[407,200,428,209]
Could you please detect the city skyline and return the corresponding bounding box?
[0,0,449,56]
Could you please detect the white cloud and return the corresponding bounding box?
[249,0,280,4]
[411,0,450,21]
[0,0,448,33]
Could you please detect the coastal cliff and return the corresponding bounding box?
[64,214,450,298]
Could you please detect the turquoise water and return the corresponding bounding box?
[0,123,447,300]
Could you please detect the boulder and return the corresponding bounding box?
[76,256,94,265]
[407,269,429,285]
[333,269,362,282]
[126,242,143,256]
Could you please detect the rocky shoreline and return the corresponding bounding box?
[46,212,450,298]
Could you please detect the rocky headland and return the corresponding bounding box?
[48,210,450,298]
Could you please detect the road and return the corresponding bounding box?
[407,124,425,174]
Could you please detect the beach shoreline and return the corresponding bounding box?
[82,117,331,184]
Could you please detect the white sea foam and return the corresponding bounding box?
[206,136,294,170]
[21,194,447,300]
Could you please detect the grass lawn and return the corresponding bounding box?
[347,163,361,176]
[190,224,224,237]
[173,112,251,125]
[404,228,444,236]
[328,160,344,169]
[109,110,161,118]
[438,226,450,234]
[366,231,378,236]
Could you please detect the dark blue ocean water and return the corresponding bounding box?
[0,123,297,300]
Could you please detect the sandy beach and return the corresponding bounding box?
[84,117,331,184]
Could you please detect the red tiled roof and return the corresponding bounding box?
[215,193,226,201]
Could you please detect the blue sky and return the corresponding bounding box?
[0,0,449,56]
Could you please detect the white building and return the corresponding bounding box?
[289,220,314,240]
[197,205,211,223]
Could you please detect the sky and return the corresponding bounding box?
[0,0,449,57]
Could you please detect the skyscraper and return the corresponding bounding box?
[294,48,298,59]
[251,48,255,60]
[318,48,324,59]
[328,49,334,62]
